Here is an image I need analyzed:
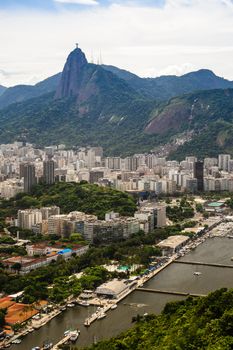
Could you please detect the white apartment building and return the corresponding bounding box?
[18,209,42,230]
[218,154,231,172]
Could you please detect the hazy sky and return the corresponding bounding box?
[0,0,233,86]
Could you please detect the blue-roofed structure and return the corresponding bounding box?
[58,248,72,255]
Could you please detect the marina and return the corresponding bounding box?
[7,235,233,350]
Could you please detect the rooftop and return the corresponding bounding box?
[157,235,189,249]
[96,279,128,295]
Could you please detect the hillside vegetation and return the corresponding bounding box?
[82,288,233,350]
[0,182,137,220]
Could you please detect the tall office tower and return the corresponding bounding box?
[43,160,55,185]
[23,163,36,193]
[193,161,204,192]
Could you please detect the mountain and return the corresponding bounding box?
[55,47,88,99]
[54,47,140,116]
[1,54,232,110]
[145,88,233,159]
[0,73,61,109]
[0,48,159,155]
[1,47,233,158]
[102,65,233,100]
[0,85,6,96]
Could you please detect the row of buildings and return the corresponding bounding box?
[16,205,166,243]
[1,142,233,197]
[2,244,89,274]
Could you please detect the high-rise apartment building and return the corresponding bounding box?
[43,160,55,185]
[18,209,42,230]
[193,161,204,191]
[22,163,36,193]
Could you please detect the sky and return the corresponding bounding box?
[0,0,233,86]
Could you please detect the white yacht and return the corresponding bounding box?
[70,330,80,342]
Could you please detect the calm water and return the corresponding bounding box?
[10,293,184,350]
[10,237,233,350]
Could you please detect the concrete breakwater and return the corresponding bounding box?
[174,260,233,268]
[137,287,206,298]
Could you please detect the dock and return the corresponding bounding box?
[83,258,175,327]
[52,333,72,349]
[174,260,233,268]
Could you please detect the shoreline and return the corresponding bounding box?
[2,218,224,349]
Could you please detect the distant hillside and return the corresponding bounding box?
[146,88,233,159]
[83,288,233,350]
[0,91,160,155]
[0,85,6,97]
[0,73,61,109]
[102,65,233,100]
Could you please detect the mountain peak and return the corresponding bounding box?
[186,69,216,77]
[55,46,88,99]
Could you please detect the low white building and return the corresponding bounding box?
[157,235,189,255]
[96,279,129,299]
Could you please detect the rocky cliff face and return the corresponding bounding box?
[55,47,88,99]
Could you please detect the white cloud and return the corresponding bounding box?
[54,0,99,5]
[1,0,233,86]
[144,63,197,78]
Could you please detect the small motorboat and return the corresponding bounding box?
[193,271,202,276]
[67,303,75,308]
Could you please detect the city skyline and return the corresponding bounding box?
[1,0,233,86]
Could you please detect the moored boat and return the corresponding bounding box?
[67,303,75,308]
[70,330,80,342]
[78,300,90,307]
[97,312,106,320]
[43,341,53,349]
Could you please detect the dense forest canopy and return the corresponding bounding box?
[0,182,137,220]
